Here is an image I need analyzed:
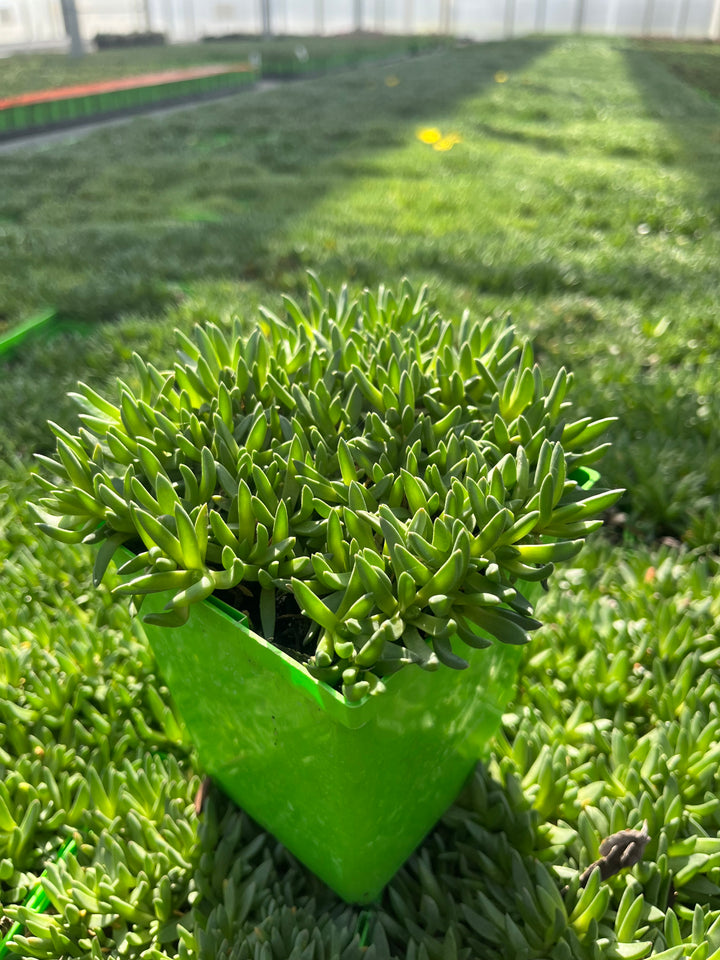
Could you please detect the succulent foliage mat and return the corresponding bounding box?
[1,32,720,960]
[2,466,720,959]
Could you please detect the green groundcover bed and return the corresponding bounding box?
[0,34,442,100]
[1,34,719,959]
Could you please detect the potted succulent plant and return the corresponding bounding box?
[33,277,621,903]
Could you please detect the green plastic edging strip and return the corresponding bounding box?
[0,836,78,959]
[0,70,258,138]
[0,311,98,362]
[0,309,57,360]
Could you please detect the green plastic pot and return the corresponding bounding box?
[117,549,520,903]
[114,469,596,904]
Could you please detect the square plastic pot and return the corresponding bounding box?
[119,553,523,904]
[113,469,598,903]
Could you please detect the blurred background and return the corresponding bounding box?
[2,0,720,54]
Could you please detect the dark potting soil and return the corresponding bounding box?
[214,581,314,663]
[121,538,314,663]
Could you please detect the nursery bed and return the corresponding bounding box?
[1,34,719,960]
[0,64,256,139]
[0,36,440,140]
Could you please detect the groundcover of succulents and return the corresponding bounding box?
[2,29,720,960]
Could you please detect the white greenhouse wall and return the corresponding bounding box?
[1,0,718,53]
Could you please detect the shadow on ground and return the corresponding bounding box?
[593,44,720,539]
[622,43,720,226]
[0,38,556,328]
[0,38,556,461]
[189,762,577,959]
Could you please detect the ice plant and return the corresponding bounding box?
[34,277,621,701]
